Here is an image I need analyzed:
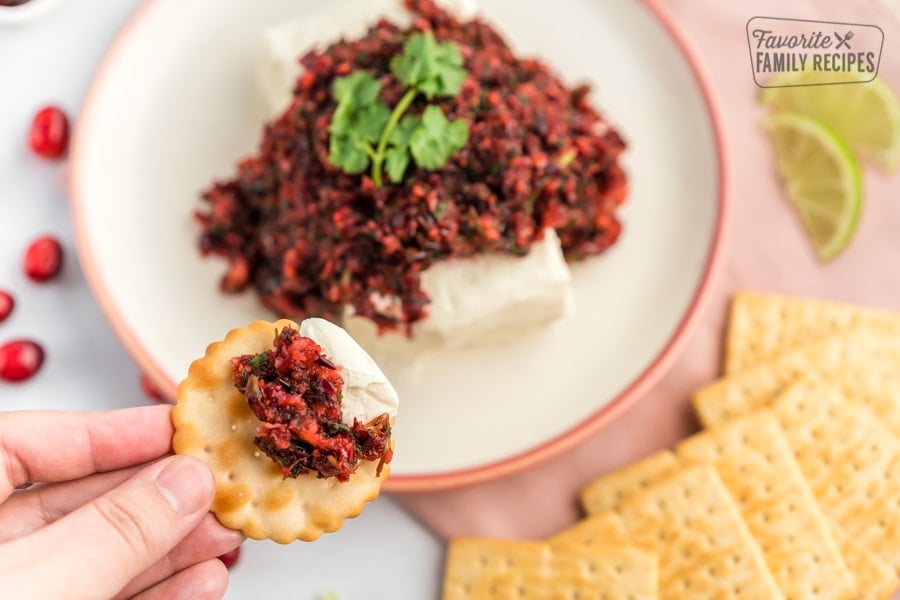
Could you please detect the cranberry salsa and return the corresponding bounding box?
[198,0,627,333]
[231,327,392,481]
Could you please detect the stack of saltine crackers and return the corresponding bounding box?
[443,292,900,599]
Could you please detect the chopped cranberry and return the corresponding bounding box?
[217,546,241,569]
[23,236,63,282]
[0,291,13,323]
[29,106,69,160]
[0,339,45,383]
[140,373,167,402]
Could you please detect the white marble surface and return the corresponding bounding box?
[0,1,443,598]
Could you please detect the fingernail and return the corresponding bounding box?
[156,456,214,516]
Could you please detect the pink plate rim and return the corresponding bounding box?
[70,0,730,493]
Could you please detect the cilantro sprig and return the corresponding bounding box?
[328,32,470,186]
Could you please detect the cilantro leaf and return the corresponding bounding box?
[329,134,370,174]
[385,147,411,183]
[328,72,389,173]
[409,106,469,169]
[389,114,420,147]
[355,102,391,142]
[332,71,382,108]
[383,115,420,182]
[390,32,467,99]
[328,34,469,184]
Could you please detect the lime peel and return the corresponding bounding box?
[760,71,900,173]
[762,112,863,262]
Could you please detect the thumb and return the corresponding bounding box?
[0,455,216,600]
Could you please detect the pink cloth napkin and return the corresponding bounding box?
[396,0,900,544]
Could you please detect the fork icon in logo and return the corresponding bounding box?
[835,30,854,49]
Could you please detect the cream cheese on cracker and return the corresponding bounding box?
[299,317,399,425]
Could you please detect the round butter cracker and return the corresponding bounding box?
[172,319,391,543]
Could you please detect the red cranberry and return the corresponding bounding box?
[217,546,241,569]
[24,236,63,282]
[0,339,45,383]
[29,106,69,160]
[0,291,13,323]
[140,373,167,402]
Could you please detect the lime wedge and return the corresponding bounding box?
[763,112,863,261]
[759,71,900,172]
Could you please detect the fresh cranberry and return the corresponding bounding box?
[217,546,241,569]
[140,373,167,402]
[23,236,63,282]
[29,106,69,160]
[0,291,13,323]
[0,339,45,383]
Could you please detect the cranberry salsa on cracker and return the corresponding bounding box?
[197,0,627,344]
[231,324,393,482]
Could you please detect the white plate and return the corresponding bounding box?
[72,0,726,491]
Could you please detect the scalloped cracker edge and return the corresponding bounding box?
[172,319,390,543]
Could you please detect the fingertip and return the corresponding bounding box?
[194,558,230,600]
[155,455,216,517]
[204,512,245,548]
[134,558,230,600]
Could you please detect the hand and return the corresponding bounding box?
[0,404,243,599]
